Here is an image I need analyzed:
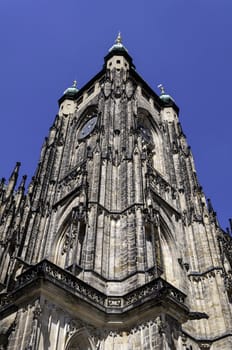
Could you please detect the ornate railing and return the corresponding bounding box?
[15,260,106,307]
[1,260,187,313]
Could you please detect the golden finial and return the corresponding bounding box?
[109,31,128,53]
[63,80,78,95]
[157,84,165,94]
[72,80,77,88]
[116,31,122,44]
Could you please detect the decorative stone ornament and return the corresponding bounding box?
[0,35,232,350]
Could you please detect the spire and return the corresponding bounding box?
[0,178,6,203]
[5,162,21,199]
[18,175,27,192]
[0,178,5,192]
[229,218,232,233]
[15,175,27,208]
[207,198,214,213]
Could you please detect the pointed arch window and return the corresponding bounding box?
[137,107,165,174]
[66,328,95,350]
[144,220,163,275]
[137,108,156,149]
[55,206,86,272]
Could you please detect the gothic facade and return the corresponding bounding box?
[1,35,232,349]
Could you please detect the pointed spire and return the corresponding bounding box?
[5,162,21,199]
[207,198,214,213]
[229,218,232,234]
[10,162,21,180]
[0,178,6,203]
[18,175,27,191]
[207,198,219,226]
[15,175,27,208]
[0,178,6,192]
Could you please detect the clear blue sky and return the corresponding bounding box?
[0,0,231,229]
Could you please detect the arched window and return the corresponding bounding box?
[54,207,86,271]
[144,221,162,273]
[66,328,95,350]
[159,215,182,288]
[137,108,164,174]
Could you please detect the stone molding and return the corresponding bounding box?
[0,259,188,317]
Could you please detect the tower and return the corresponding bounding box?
[1,34,232,349]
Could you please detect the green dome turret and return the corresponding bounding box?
[158,84,175,104]
[63,80,79,96]
[105,33,135,70]
[109,32,128,53]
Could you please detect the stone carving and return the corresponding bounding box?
[107,298,122,307]
[61,207,85,255]
[56,166,83,204]
[199,343,211,349]
[1,40,232,349]
[24,300,42,350]
[103,79,111,98]
[67,319,84,337]
[149,169,178,210]
[125,80,135,99]
[218,233,232,300]
[1,260,187,315]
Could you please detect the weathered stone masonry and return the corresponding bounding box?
[1,35,232,349]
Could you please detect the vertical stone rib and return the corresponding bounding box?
[133,149,143,204]
[94,211,104,274]
[99,160,106,206]
[107,161,113,210]
[136,208,146,271]
[127,212,136,274]
[127,160,134,207]
[120,214,128,277]
[103,214,110,278]
[120,160,127,210]
[89,151,101,203]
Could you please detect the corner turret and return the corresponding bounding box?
[104,33,135,71]
[158,84,179,121]
[59,80,78,116]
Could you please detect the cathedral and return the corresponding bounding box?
[1,34,232,349]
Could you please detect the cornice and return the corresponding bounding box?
[0,259,189,326]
